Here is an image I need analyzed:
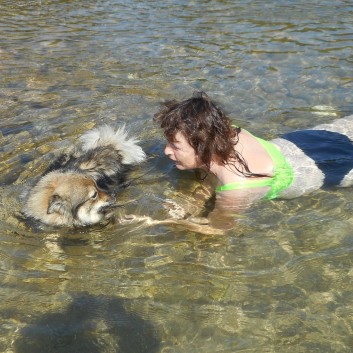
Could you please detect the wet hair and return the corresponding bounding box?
[154,91,256,176]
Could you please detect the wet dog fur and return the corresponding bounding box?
[23,125,146,227]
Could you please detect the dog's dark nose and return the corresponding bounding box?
[99,201,115,214]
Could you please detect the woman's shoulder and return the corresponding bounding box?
[235,130,275,176]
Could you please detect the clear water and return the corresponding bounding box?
[1,0,353,352]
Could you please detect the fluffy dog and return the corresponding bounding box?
[23,125,146,227]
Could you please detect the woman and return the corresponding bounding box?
[154,91,353,211]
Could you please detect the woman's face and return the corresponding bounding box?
[164,131,200,170]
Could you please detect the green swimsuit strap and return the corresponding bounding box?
[215,177,272,192]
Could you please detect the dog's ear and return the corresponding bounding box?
[47,194,69,215]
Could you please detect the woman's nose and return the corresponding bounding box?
[164,144,172,156]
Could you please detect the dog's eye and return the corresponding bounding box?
[91,191,98,199]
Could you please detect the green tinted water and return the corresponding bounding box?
[0,0,352,352]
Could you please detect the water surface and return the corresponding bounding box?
[0,0,353,352]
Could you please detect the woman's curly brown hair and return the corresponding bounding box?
[154,91,255,176]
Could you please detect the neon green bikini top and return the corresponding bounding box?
[215,133,294,200]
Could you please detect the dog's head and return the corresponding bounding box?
[24,171,115,227]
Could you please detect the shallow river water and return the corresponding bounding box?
[0,1,353,352]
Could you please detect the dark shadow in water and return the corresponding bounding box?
[14,292,159,353]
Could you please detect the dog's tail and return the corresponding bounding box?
[79,125,146,165]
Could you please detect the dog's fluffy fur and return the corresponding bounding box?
[23,125,146,227]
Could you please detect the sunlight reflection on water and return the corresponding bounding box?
[0,0,353,352]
